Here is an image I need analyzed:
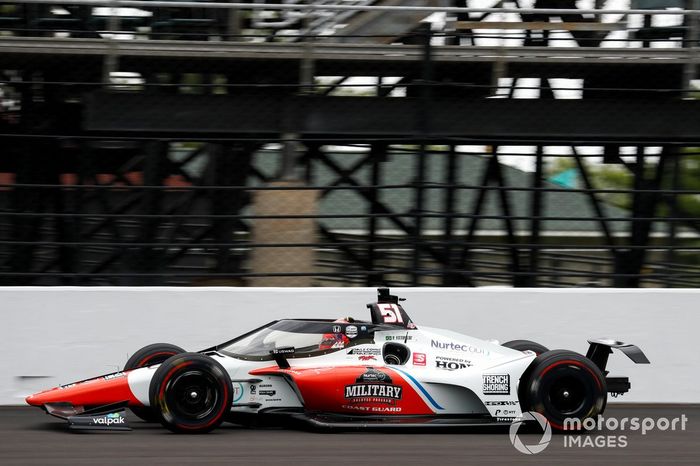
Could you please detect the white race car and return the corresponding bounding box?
[27,288,649,433]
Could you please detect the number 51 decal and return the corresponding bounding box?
[378,303,404,324]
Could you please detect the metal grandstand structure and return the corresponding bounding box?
[0,1,699,287]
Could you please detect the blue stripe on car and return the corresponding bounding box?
[390,367,444,411]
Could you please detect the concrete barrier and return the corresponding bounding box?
[3,287,697,405]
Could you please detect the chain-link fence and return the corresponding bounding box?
[1,1,699,287]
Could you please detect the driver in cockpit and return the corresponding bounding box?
[319,317,355,350]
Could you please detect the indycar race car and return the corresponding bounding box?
[26,288,649,433]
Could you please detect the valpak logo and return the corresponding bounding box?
[92,412,126,426]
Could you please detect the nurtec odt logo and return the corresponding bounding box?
[509,411,552,455]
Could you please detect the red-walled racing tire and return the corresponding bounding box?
[519,350,607,431]
[149,353,233,434]
[124,343,185,422]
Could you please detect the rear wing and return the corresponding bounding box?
[586,338,650,371]
[586,338,650,398]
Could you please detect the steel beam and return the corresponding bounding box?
[84,93,700,143]
[0,37,696,64]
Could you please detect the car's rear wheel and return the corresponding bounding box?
[149,353,232,434]
[520,350,606,431]
[124,343,185,422]
[502,339,549,355]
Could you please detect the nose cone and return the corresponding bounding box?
[25,387,63,406]
[24,372,139,408]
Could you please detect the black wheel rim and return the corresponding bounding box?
[547,375,586,416]
[166,370,220,420]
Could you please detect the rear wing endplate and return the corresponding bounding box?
[586,338,650,373]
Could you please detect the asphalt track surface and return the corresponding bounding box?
[1,405,697,465]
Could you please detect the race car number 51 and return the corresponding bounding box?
[378,304,404,324]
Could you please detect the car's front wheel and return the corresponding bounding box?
[124,343,185,422]
[149,353,233,434]
[520,350,607,431]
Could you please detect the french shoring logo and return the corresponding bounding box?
[509,411,552,455]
